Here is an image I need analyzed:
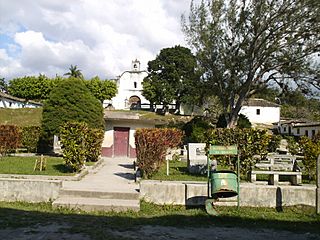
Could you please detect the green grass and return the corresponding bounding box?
[0,108,42,126]
[0,156,74,176]
[151,160,207,181]
[0,201,319,238]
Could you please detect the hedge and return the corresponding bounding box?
[135,128,184,178]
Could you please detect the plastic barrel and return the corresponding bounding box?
[211,170,238,198]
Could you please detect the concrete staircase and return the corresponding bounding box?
[52,158,140,212]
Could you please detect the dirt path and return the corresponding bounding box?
[1,224,319,240]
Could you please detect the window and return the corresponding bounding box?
[283,127,286,132]
[312,130,316,137]
[305,130,308,137]
[297,128,300,134]
[134,82,137,88]
[256,109,260,115]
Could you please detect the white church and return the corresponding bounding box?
[104,59,150,110]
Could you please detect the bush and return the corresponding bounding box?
[85,127,104,162]
[207,128,270,176]
[21,126,41,152]
[267,134,282,152]
[59,122,104,172]
[0,125,21,156]
[299,133,320,181]
[42,77,104,137]
[183,117,212,143]
[135,128,184,178]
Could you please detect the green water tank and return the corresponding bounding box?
[211,170,238,198]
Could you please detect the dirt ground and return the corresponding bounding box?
[1,223,319,240]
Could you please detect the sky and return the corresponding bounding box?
[0,0,192,81]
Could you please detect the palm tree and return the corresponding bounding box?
[64,65,83,79]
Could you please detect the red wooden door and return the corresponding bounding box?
[114,127,129,156]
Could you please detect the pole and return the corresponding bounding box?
[166,159,169,176]
[316,155,320,214]
[237,153,240,210]
[207,152,210,198]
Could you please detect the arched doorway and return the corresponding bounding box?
[129,95,141,109]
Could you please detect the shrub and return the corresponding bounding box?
[183,117,212,143]
[267,134,282,153]
[135,128,184,178]
[0,125,21,156]
[21,126,41,152]
[85,127,104,162]
[299,133,320,181]
[59,122,104,172]
[207,128,270,176]
[60,122,88,172]
[42,77,104,137]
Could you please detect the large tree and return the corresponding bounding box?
[42,77,104,137]
[84,76,117,103]
[8,74,54,100]
[182,0,320,127]
[142,45,202,112]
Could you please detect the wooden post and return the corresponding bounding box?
[166,159,169,176]
[317,155,320,214]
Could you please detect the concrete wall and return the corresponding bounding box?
[140,180,316,207]
[0,178,62,202]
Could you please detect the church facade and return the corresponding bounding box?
[104,59,150,110]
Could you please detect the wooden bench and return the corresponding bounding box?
[250,170,302,185]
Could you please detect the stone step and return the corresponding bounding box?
[52,197,140,212]
[59,188,139,200]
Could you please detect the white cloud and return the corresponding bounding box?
[0,0,191,80]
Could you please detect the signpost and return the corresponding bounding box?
[207,145,240,209]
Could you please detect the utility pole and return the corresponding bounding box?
[317,155,320,214]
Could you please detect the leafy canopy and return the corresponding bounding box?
[182,0,320,127]
[142,45,201,110]
[42,77,104,136]
[84,76,117,103]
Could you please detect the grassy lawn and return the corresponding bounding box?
[0,108,42,126]
[0,156,74,176]
[151,160,207,181]
[0,201,319,238]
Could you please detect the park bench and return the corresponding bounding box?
[251,154,302,185]
[250,170,302,185]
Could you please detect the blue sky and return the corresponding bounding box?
[0,0,191,80]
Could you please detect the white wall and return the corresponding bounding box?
[0,98,40,108]
[240,106,280,125]
[111,71,149,110]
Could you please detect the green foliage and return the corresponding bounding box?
[85,127,104,162]
[216,114,251,129]
[285,136,300,155]
[299,134,320,180]
[267,134,282,153]
[183,117,212,143]
[0,77,8,92]
[237,114,252,129]
[60,122,88,172]
[207,128,270,175]
[20,126,41,153]
[0,125,21,156]
[135,128,184,178]
[8,74,55,100]
[60,122,104,172]
[182,0,320,127]
[142,45,201,110]
[42,77,104,137]
[84,76,117,102]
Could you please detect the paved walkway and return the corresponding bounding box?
[62,157,139,193]
[53,157,140,212]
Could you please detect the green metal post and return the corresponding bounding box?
[237,153,240,209]
[207,153,210,198]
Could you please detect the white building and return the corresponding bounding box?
[105,59,149,110]
[239,98,280,125]
[0,92,42,108]
[278,119,320,139]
